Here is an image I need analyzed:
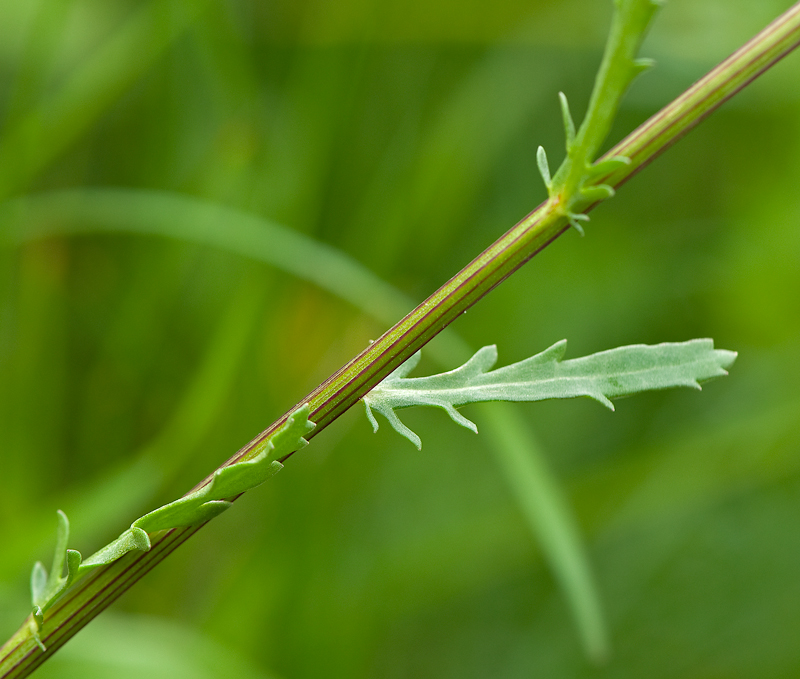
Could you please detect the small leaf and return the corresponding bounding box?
[31,510,74,612]
[586,155,631,178]
[580,184,615,202]
[30,563,47,608]
[47,510,70,592]
[364,399,381,434]
[134,491,215,533]
[65,550,82,588]
[134,405,311,531]
[265,404,316,460]
[364,339,736,448]
[366,399,423,449]
[80,527,152,572]
[21,403,314,626]
[537,146,552,189]
[567,212,589,236]
[134,491,238,532]
[559,92,576,149]
[569,220,585,237]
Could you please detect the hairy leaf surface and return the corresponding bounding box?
[364,339,736,449]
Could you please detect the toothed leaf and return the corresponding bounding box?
[364,339,735,448]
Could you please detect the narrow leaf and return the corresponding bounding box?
[65,550,82,589]
[31,510,73,612]
[30,563,47,609]
[559,92,576,148]
[537,146,552,189]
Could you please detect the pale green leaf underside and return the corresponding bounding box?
[29,406,315,647]
[364,339,736,449]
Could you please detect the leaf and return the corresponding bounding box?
[134,403,314,533]
[79,528,151,572]
[29,511,86,638]
[586,155,631,178]
[29,563,47,610]
[30,510,72,611]
[363,339,736,449]
[537,146,552,189]
[559,91,576,149]
[30,405,316,618]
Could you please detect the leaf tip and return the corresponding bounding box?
[718,349,738,370]
[567,212,589,236]
[130,527,152,552]
[593,393,616,411]
[537,145,552,190]
[581,184,615,202]
[363,399,380,433]
[558,91,576,148]
[30,562,47,607]
[397,417,423,450]
[443,404,478,434]
[65,550,82,587]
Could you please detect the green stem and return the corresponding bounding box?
[601,1,800,186]
[2,3,800,676]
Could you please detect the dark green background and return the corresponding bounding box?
[1,0,799,677]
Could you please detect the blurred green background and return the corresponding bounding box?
[1,0,800,677]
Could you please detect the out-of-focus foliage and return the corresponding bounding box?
[0,0,799,677]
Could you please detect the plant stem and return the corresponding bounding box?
[2,3,800,676]
[553,0,660,203]
[603,1,800,184]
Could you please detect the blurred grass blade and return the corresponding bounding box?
[355,47,558,264]
[0,189,408,330]
[0,187,609,659]
[33,613,280,679]
[67,277,269,539]
[0,1,205,200]
[480,402,608,662]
